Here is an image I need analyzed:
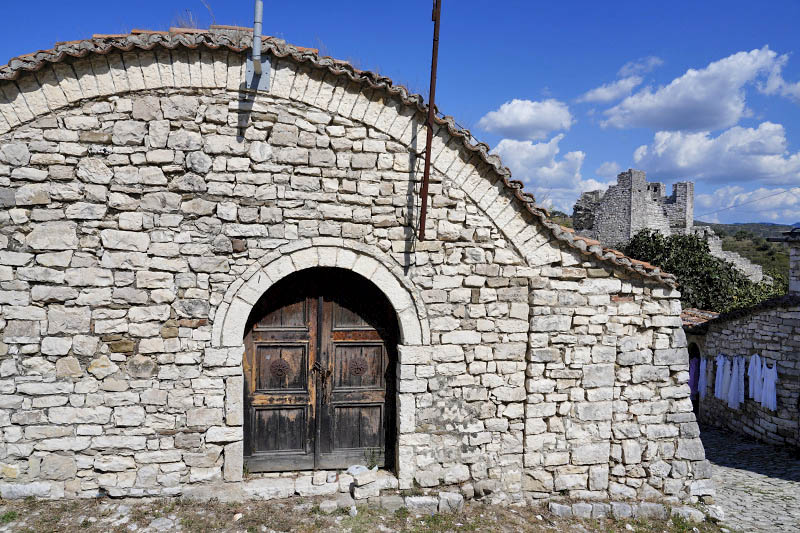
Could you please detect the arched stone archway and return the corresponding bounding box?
[241,267,400,471]
[212,240,429,484]
[212,240,429,350]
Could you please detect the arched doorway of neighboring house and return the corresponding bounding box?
[688,343,701,415]
[242,267,399,472]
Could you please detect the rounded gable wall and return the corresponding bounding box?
[0,42,709,504]
[0,45,535,498]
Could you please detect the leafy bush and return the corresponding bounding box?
[622,230,787,312]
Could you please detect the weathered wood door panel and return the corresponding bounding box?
[243,269,397,472]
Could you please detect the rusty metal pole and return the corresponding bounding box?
[418,0,442,241]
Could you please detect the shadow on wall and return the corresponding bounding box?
[402,121,420,275]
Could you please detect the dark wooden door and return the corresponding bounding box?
[243,269,397,472]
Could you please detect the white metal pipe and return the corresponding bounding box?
[252,0,263,75]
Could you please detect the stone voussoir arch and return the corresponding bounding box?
[0,31,677,285]
[0,39,558,274]
[211,238,429,352]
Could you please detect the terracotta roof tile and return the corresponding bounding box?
[681,308,720,328]
[0,29,675,287]
[684,294,800,333]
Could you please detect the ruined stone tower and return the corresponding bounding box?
[573,169,764,282]
[573,169,693,246]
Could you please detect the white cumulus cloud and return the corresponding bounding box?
[695,185,800,224]
[596,161,622,178]
[477,99,574,140]
[603,47,781,131]
[492,134,610,212]
[577,76,642,103]
[760,54,800,103]
[618,56,664,77]
[632,121,800,185]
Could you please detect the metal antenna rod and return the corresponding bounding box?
[418,0,442,241]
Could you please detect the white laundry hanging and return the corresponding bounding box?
[698,358,708,399]
[721,357,732,401]
[748,354,762,401]
[714,354,727,399]
[760,361,778,411]
[738,356,745,405]
[727,356,745,409]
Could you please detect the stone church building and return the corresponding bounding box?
[0,28,711,505]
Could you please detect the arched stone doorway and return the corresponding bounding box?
[242,267,399,472]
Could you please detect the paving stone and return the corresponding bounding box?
[702,426,800,532]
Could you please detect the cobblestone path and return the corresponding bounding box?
[701,426,800,532]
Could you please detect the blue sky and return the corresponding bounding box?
[2,1,799,224]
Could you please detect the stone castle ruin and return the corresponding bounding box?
[573,170,764,282]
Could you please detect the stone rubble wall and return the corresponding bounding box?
[0,47,710,504]
[525,268,711,503]
[687,305,800,447]
[694,226,764,283]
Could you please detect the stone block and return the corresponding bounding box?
[354,469,377,486]
[0,482,51,499]
[223,441,243,482]
[205,426,242,443]
[187,408,224,428]
[40,455,77,480]
[352,482,380,499]
[676,438,705,460]
[635,502,667,520]
[112,120,147,145]
[26,221,78,250]
[101,229,150,252]
[572,442,610,465]
[610,502,633,519]
[405,496,438,514]
[87,355,119,379]
[571,502,593,519]
[55,357,82,378]
[380,495,406,512]
[94,455,136,472]
[582,363,615,388]
[671,506,705,524]
[548,502,572,518]
[15,184,50,205]
[438,491,464,513]
[654,348,686,366]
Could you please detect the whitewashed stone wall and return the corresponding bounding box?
[0,41,710,504]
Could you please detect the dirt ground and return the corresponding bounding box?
[0,497,725,533]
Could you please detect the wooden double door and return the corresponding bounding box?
[243,268,397,471]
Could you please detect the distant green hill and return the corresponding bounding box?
[694,221,794,239]
[695,221,792,278]
[549,210,572,228]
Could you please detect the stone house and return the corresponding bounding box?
[0,28,711,504]
[686,230,800,447]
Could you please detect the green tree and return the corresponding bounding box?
[622,229,787,312]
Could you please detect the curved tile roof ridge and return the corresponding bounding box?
[0,29,677,288]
